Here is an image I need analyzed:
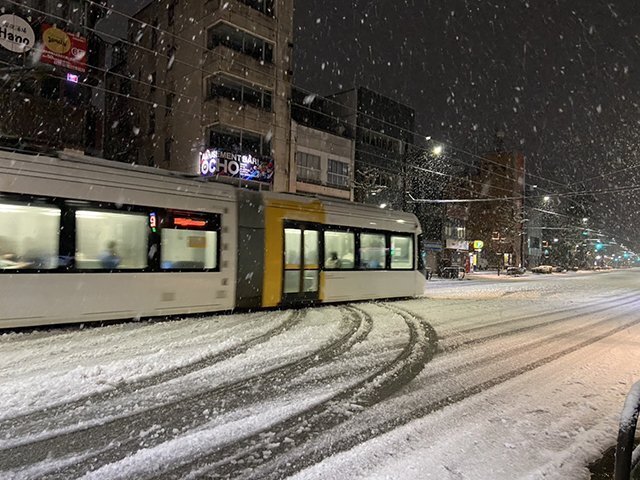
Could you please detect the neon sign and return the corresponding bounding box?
[199,148,274,183]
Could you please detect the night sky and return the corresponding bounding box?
[293,0,640,242]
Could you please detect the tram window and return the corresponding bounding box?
[0,201,60,271]
[324,231,354,269]
[304,230,319,268]
[76,210,148,270]
[391,235,414,270]
[161,230,217,269]
[359,233,386,269]
[284,228,301,267]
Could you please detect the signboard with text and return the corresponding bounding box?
[0,14,35,53]
[446,239,469,251]
[199,148,274,183]
[40,24,87,72]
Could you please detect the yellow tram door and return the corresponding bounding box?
[283,225,320,305]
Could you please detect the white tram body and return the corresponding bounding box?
[0,152,238,328]
[0,151,424,329]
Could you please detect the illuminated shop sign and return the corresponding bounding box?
[199,148,274,183]
[40,24,87,72]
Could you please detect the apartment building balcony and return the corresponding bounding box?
[203,45,275,91]
[202,96,275,135]
[203,0,276,42]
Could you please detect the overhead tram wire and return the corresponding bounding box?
[0,58,202,120]
[564,161,640,189]
[0,57,524,206]
[74,0,612,211]
[12,0,610,217]
[78,0,577,193]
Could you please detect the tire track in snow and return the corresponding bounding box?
[139,304,437,480]
[410,298,640,393]
[246,304,640,480]
[0,310,303,433]
[0,307,372,478]
[439,291,640,351]
[423,288,633,332]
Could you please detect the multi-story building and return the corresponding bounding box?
[0,1,107,154]
[327,87,415,210]
[290,88,355,200]
[123,0,294,191]
[465,135,526,268]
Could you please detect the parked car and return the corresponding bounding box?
[531,265,553,274]
[506,266,526,276]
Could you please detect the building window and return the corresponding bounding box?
[327,159,350,189]
[150,72,156,94]
[41,77,60,100]
[207,75,272,111]
[444,223,465,240]
[208,125,271,156]
[149,111,156,135]
[164,138,173,166]
[120,78,132,95]
[361,128,401,154]
[151,19,158,49]
[167,45,176,70]
[165,93,174,115]
[237,0,274,15]
[167,2,176,26]
[207,22,274,63]
[296,152,321,184]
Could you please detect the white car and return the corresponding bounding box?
[531,265,553,274]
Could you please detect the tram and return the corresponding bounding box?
[0,150,424,328]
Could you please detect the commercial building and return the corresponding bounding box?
[0,1,107,155]
[120,0,294,191]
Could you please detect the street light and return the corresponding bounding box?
[543,196,551,202]
[432,145,443,156]
[379,203,387,209]
[582,217,589,223]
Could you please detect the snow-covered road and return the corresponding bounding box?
[1,270,640,479]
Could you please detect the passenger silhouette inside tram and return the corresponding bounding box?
[326,251,342,269]
[100,241,121,269]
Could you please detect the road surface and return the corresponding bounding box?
[1,270,639,479]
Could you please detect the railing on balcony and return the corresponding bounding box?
[205,0,274,18]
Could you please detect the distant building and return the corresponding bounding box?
[119,0,294,191]
[326,87,415,210]
[0,1,107,155]
[465,136,526,268]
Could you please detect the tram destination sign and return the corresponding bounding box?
[199,148,274,183]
